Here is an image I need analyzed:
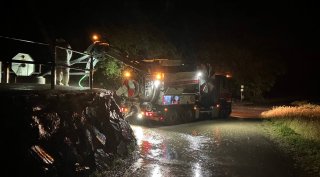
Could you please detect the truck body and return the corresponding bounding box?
[83,42,232,124]
[116,59,232,124]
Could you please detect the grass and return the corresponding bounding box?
[261,103,320,141]
[262,103,320,176]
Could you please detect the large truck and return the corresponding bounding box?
[115,59,232,125]
[75,39,231,124]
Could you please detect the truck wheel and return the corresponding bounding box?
[185,110,193,122]
[219,109,229,119]
[195,109,200,119]
[166,111,178,125]
[211,110,216,119]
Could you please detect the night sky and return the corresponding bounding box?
[1,0,319,100]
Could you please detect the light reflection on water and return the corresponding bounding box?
[151,164,161,177]
[132,126,144,146]
[193,162,202,177]
[130,125,212,177]
[213,127,222,146]
[131,125,168,160]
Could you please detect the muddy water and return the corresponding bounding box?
[125,119,300,177]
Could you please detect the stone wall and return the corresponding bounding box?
[2,89,136,177]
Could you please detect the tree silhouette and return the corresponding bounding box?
[197,39,285,100]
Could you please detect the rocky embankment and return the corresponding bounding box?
[1,87,136,177]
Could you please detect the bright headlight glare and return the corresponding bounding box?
[137,113,143,119]
[154,80,160,87]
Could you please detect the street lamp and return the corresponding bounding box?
[88,34,100,89]
[124,71,131,78]
[92,34,99,42]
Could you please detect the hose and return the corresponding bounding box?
[150,85,160,103]
[78,75,87,88]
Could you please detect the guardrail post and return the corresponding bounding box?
[51,46,56,89]
[89,55,93,89]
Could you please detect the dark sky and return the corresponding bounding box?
[1,0,319,99]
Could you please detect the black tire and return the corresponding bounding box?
[185,110,194,122]
[210,110,216,120]
[219,108,229,119]
[165,110,178,125]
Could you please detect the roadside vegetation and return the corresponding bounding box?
[261,102,320,176]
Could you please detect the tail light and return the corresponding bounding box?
[120,107,128,112]
[145,111,153,116]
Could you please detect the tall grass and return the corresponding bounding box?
[261,103,320,141]
[262,103,320,176]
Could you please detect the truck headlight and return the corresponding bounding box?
[154,80,160,87]
[137,113,143,119]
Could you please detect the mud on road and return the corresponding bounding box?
[121,118,304,177]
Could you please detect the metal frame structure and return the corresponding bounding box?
[0,36,95,89]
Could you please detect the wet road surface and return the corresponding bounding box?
[124,119,300,177]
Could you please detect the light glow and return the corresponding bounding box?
[124,71,131,78]
[156,73,162,80]
[137,113,143,119]
[154,72,164,80]
[92,34,99,42]
[154,80,160,87]
[120,107,128,112]
[145,111,153,116]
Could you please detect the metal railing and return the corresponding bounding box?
[0,35,94,90]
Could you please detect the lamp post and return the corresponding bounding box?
[88,34,100,89]
[92,34,99,42]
